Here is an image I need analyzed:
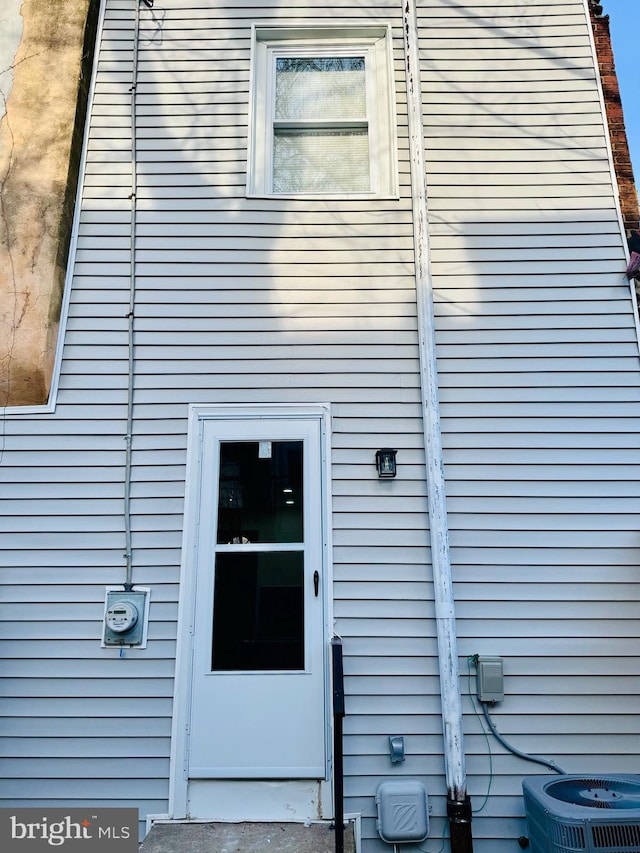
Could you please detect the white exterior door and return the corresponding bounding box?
[186,416,327,780]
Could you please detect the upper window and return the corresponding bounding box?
[248,26,397,198]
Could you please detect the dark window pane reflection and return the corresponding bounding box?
[217,441,303,544]
[212,551,304,671]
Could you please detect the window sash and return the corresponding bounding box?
[268,46,374,195]
[274,56,367,121]
[248,28,396,198]
[273,127,371,194]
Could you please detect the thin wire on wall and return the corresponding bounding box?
[123,0,145,590]
[466,659,493,813]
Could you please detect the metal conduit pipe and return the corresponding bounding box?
[481,702,567,775]
[123,0,146,591]
[401,2,473,850]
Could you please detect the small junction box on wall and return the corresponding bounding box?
[476,656,504,703]
[102,588,150,648]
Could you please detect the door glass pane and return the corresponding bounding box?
[212,551,304,671]
[217,441,303,544]
[275,56,366,120]
[273,128,370,194]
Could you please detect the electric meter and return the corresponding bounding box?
[105,600,139,633]
[102,588,150,648]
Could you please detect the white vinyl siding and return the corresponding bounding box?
[420,0,640,850]
[1,0,639,851]
[1,0,420,844]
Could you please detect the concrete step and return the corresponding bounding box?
[140,821,356,853]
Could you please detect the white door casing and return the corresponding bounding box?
[170,405,332,818]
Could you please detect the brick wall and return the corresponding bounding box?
[589,0,640,236]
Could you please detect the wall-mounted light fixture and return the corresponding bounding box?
[375,448,397,478]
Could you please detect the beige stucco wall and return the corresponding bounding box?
[0,0,97,406]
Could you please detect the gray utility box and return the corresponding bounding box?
[476,656,504,703]
[376,780,429,844]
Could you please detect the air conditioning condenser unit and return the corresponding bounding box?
[523,775,640,853]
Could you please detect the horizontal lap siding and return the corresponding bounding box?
[3,1,639,851]
[418,0,640,850]
[1,0,436,847]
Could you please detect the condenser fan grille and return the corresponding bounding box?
[545,778,640,811]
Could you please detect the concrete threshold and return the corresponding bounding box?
[140,820,356,853]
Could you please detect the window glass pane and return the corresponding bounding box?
[275,56,366,120]
[273,129,370,193]
[217,441,303,544]
[212,551,304,671]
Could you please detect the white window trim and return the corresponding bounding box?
[247,24,398,199]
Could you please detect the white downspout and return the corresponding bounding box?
[401,1,473,847]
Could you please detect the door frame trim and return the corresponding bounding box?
[169,403,333,819]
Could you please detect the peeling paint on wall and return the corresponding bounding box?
[0,0,24,116]
[0,0,98,407]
